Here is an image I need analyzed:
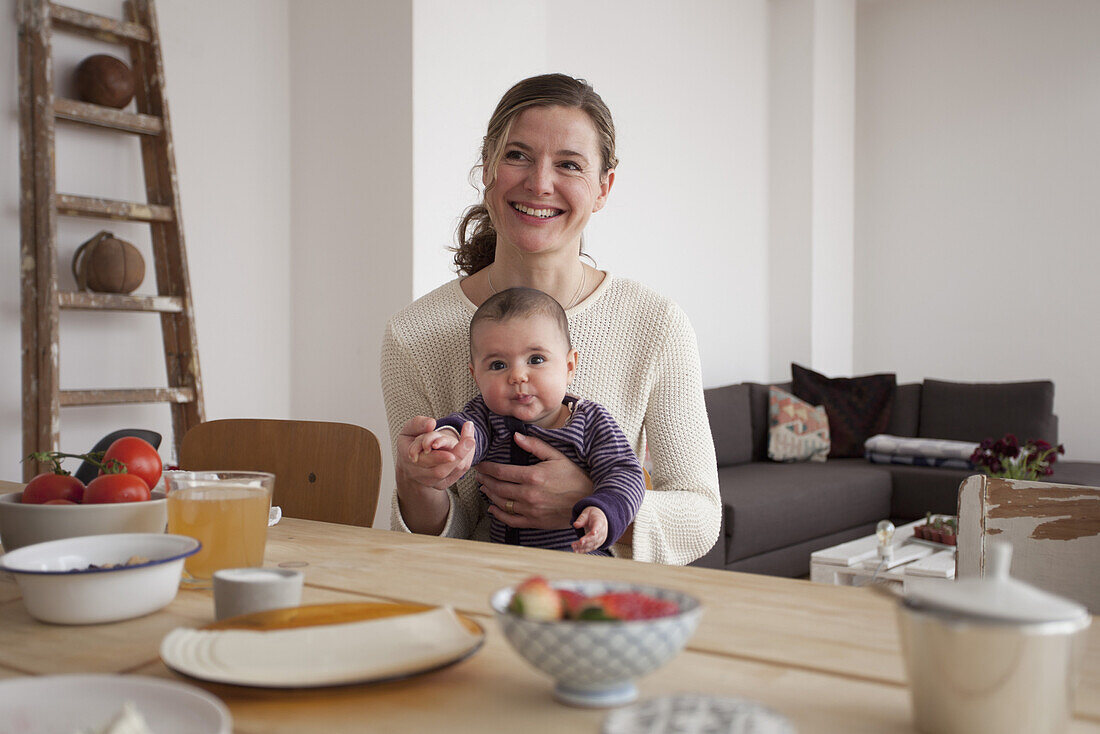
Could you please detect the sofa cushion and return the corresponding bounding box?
[1046,461,1100,487]
[885,383,922,437]
[720,523,879,578]
[918,379,1057,444]
[887,459,1100,524]
[791,364,897,458]
[715,459,892,564]
[767,387,830,462]
[704,383,754,467]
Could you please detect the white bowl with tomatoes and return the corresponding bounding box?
[1,437,167,552]
[0,533,200,624]
[0,491,168,553]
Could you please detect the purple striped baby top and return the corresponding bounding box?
[437,394,646,555]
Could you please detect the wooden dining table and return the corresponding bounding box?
[1,486,1097,733]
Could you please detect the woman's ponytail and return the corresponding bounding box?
[453,204,497,275]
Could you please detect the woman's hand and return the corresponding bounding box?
[477,433,594,529]
[395,416,476,534]
[407,427,461,465]
[396,417,476,489]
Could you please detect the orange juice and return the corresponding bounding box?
[167,484,270,582]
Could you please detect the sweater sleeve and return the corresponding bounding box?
[571,403,647,550]
[629,303,722,565]
[380,319,480,540]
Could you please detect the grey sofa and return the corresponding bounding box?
[691,378,1100,578]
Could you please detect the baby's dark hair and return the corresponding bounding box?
[470,287,572,354]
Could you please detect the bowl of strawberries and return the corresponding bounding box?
[490,576,702,707]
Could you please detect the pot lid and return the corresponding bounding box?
[905,542,1090,624]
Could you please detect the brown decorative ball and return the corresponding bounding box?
[72,231,145,294]
[74,54,135,109]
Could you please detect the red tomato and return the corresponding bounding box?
[44,499,78,505]
[101,437,162,490]
[22,473,85,504]
[84,474,151,504]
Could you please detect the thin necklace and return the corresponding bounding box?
[487,265,587,310]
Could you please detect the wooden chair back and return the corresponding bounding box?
[957,474,1100,612]
[179,419,381,527]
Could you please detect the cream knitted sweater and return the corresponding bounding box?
[380,273,721,565]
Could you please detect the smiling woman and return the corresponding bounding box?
[380,74,721,565]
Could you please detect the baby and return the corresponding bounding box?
[408,287,646,554]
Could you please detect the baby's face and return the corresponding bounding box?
[469,314,577,429]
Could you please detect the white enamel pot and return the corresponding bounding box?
[897,542,1091,734]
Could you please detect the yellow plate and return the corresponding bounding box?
[162,602,485,689]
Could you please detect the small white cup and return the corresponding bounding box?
[213,567,304,621]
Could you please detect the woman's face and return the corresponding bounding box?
[485,105,614,260]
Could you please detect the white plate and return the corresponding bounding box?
[0,674,231,734]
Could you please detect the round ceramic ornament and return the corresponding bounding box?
[72,231,145,294]
[74,54,135,108]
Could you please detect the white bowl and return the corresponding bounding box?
[490,580,703,707]
[0,533,200,625]
[0,674,232,734]
[0,490,167,552]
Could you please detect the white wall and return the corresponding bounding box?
[767,0,814,379]
[854,0,1100,459]
[768,0,855,380]
[6,0,1094,524]
[2,0,772,526]
[810,0,854,376]
[288,1,413,528]
[0,0,291,481]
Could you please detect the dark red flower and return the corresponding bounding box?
[975,433,1067,479]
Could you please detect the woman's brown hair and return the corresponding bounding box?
[452,73,618,276]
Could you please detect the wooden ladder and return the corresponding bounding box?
[18,0,204,480]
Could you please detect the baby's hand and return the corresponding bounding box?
[571,506,608,554]
[408,426,460,463]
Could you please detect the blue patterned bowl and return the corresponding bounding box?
[490,579,703,707]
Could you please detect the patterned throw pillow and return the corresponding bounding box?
[768,387,830,462]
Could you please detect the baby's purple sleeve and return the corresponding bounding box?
[570,403,647,550]
[435,396,492,465]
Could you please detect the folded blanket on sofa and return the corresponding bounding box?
[866,450,975,470]
[864,434,979,461]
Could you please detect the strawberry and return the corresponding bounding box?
[508,576,563,621]
[575,591,680,621]
[558,589,588,619]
